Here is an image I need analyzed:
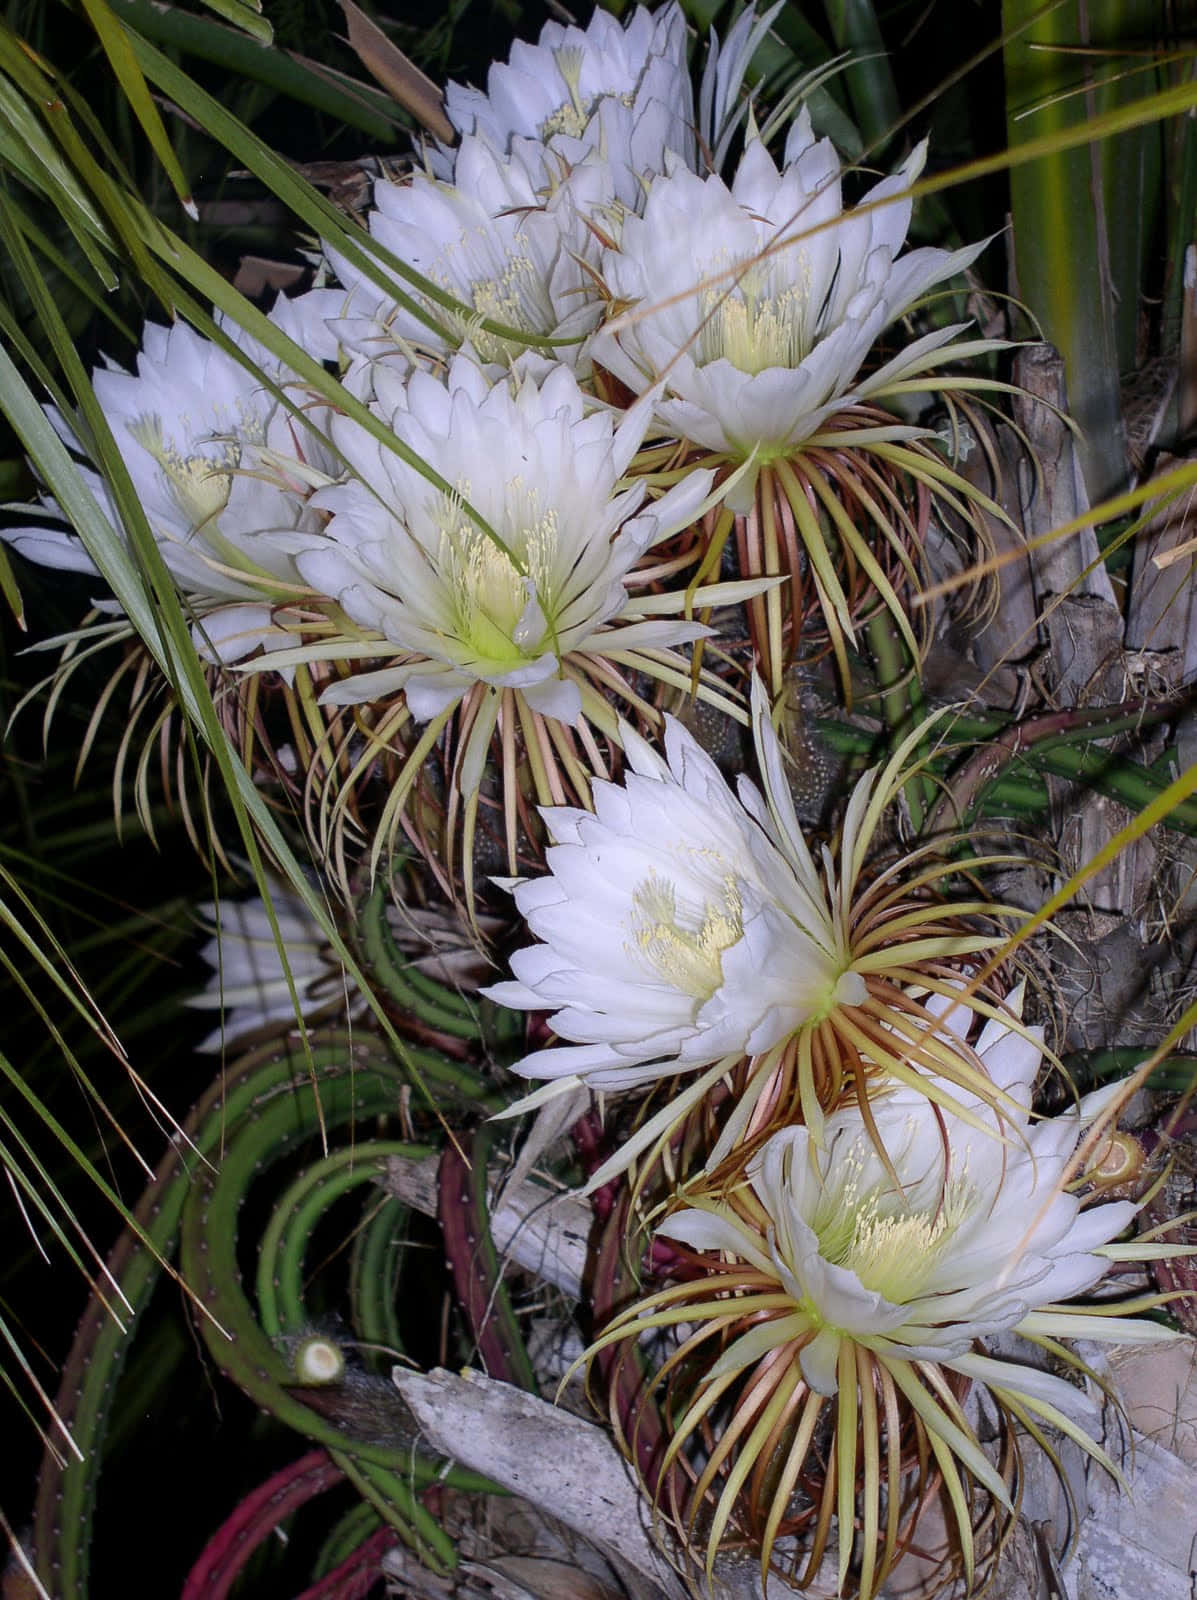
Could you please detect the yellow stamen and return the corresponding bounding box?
[438,484,559,662]
[816,1145,972,1305]
[130,415,238,528]
[430,251,553,363]
[631,871,744,1000]
[847,1206,950,1302]
[699,261,814,375]
[541,49,591,139]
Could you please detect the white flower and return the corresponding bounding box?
[294,354,714,726]
[326,138,607,379]
[3,306,337,662]
[188,886,350,1051]
[593,116,989,488]
[433,2,696,209]
[486,676,869,1091]
[235,285,345,371]
[189,880,499,1050]
[660,989,1149,1398]
[606,987,1185,1589]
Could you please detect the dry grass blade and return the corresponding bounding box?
[338,0,453,142]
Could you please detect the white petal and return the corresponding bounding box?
[798,1327,842,1396]
[519,674,582,724]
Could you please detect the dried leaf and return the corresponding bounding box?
[231,255,306,296]
[338,0,453,143]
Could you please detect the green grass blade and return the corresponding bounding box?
[822,0,901,149]
[108,0,403,142]
[193,0,273,44]
[0,540,24,626]
[76,0,196,217]
[1003,0,1129,499]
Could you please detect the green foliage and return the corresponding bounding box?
[1004,0,1190,498]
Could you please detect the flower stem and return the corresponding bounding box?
[1063,1047,1197,1095]
[810,703,1197,833]
[864,608,933,832]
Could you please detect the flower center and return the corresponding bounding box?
[699,263,812,375]
[845,1205,950,1302]
[131,415,238,529]
[428,250,558,364]
[541,50,591,140]
[471,256,552,334]
[539,48,636,142]
[815,1156,973,1307]
[630,871,744,1001]
[437,485,558,664]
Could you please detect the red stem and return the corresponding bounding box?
[293,1525,396,1599]
[180,1450,341,1600]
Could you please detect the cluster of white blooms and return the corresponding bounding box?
[5,1,993,718]
[7,7,1172,1576]
[484,672,1181,1546]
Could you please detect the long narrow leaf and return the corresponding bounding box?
[193,0,272,44]
[0,273,440,1126]
[107,0,402,142]
[76,0,196,217]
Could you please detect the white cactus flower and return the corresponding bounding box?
[432,2,696,209]
[486,677,869,1092]
[660,991,1149,1399]
[292,354,715,728]
[189,881,498,1051]
[188,887,350,1051]
[593,117,989,494]
[604,987,1186,1591]
[325,138,608,381]
[486,672,1018,1100]
[3,307,337,663]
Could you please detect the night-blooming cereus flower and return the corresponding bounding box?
[431,2,695,210]
[189,879,498,1051]
[487,701,864,1090]
[297,355,713,718]
[596,120,988,466]
[431,3,783,212]
[590,990,1184,1594]
[593,116,1002,691]
[188,885,353,1051]
[267,354,747,892]
[3,310,336,664]
[487,676,1016,1181]
[325,138,609,383]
